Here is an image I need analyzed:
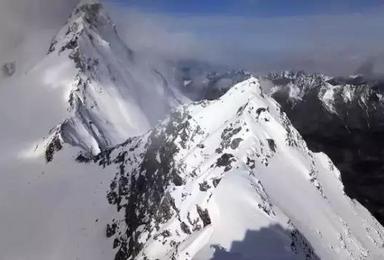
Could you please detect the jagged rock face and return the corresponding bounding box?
[41,0,183,160]
[90,78,384,260]
[265,71,384,224]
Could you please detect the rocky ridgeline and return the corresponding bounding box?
[83,78,384,260]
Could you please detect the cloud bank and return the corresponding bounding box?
[1,0,382,77]
[109,4,384,76]
[0,0,78,74]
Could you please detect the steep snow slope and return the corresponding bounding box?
[37,0,184,160]
[92,77,384,260]
[264,71,384,225]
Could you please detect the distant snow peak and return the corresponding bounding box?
[74,0,107,27]
[48,0,109,55]
[37,0,183,161]
[266,70,383,119]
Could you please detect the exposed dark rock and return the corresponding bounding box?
[246,157,256,169]
[45,136,63,162]
[212,178,222,188]
[76,153,91,163]
[267,139,277,153]
[172,170,184,186]
[256,107,267,117]
[230,138,243,150]
[60,37,78,52]
[196,205,211,227]
[113,238,120,249]
[180,222,191,235]
[161,230,171,238]
[199,181,211,192]
[216,126,242,153]
[216,153,235,172]
[48,40,58,53]
[106,223,117,238]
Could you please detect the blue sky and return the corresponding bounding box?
[111,0,383,16]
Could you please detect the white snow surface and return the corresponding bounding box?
[98,77,384,260]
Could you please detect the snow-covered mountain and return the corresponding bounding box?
[264,71,384,225]
[178,67,384,227]
[0,2,184,258]
[1,1,384,259]
[38,0,184,161]
[86,77,384,260]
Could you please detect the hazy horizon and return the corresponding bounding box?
[0,0,383,77]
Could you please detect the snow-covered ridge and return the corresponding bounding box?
[39,0,183,161]
[90,77,384,260]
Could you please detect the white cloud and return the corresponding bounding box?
[108,4,384,75]
[0,0,78,74]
